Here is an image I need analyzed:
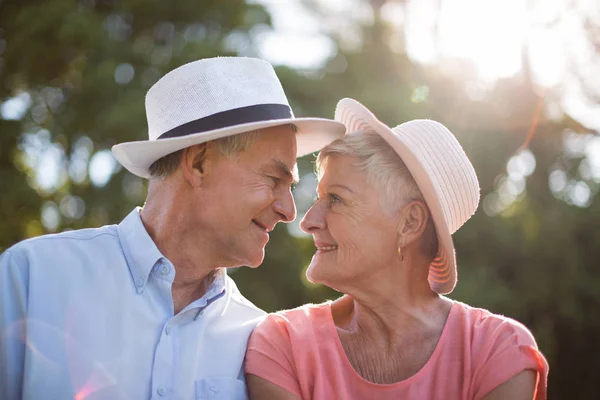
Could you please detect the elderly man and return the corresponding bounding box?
[0,57,344,399]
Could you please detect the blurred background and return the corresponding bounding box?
[1,0,599,397]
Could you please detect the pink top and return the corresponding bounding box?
[245,300,548,400]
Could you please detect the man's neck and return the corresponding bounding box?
[140,196,221,313]
[171,270,220,314]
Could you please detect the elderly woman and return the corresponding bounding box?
[244,98,548,400]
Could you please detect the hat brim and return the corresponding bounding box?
[335,98,456,294]
[112,117,345,179]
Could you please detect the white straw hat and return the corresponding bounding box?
[335,98,480,294]
[112,57,346,178]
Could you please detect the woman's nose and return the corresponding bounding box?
[300,201,326,233]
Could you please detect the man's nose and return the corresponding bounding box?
[273,189,297,223]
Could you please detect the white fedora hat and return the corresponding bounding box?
[112,57,346,178]
[335,98,480,294]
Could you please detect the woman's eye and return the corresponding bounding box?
[314,193,341,205]
[328,193,341,204]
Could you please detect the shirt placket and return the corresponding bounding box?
[149,259,178,400]
[151,317,177,399]
[149,266,227,399]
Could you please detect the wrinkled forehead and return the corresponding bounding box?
[315,153,358,181]
[315,154,365,191]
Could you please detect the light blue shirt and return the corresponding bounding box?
[0,208,265,400]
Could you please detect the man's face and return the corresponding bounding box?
[198,125,298,268]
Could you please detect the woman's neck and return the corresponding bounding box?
[331,293,453,384]
[333,291,450,342]
[332,249,444,334]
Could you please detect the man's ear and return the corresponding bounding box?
[181,143,209,186]
[397,200,430,246]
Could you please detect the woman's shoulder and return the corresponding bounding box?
[448,301,549,398]
[452,301,538,346]
[252,301,333,339]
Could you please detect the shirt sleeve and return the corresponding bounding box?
[0,249,29,399]
[244,314,302,398]
[471,317,549,400]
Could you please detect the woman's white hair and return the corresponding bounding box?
[316,130,438,259]
[317,130,423,212]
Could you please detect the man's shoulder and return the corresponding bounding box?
[223,275,267,321]
[4,224,119,261]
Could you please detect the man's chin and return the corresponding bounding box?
[247,256,265,268]
[241,249,265,268]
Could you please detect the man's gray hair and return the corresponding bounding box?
[148,129,262,180]
[316,130,438,259]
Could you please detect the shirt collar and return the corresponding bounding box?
[205,268,226,299]
[117,207,164,291]
[193,269,227,319]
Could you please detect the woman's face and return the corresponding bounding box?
[300,154,401,289]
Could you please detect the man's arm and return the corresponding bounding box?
[247,374,301,400]
[481,369,538,400]
[0,250,28,399]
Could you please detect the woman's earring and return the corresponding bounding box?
[397,246,405,261]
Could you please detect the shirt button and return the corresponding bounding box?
[165,326,171,335]
[157,387,166,396]
[160,265,169,275]
[210,386,218,393]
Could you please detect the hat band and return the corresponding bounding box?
[157,103,292,140]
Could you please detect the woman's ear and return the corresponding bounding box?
[397,200,429,245]
[181,143,209,186]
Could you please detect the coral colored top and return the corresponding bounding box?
[245,300,548,400]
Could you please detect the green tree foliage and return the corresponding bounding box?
[1,1,599,398]
[239,18,600,399]
[0,0,271,249]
